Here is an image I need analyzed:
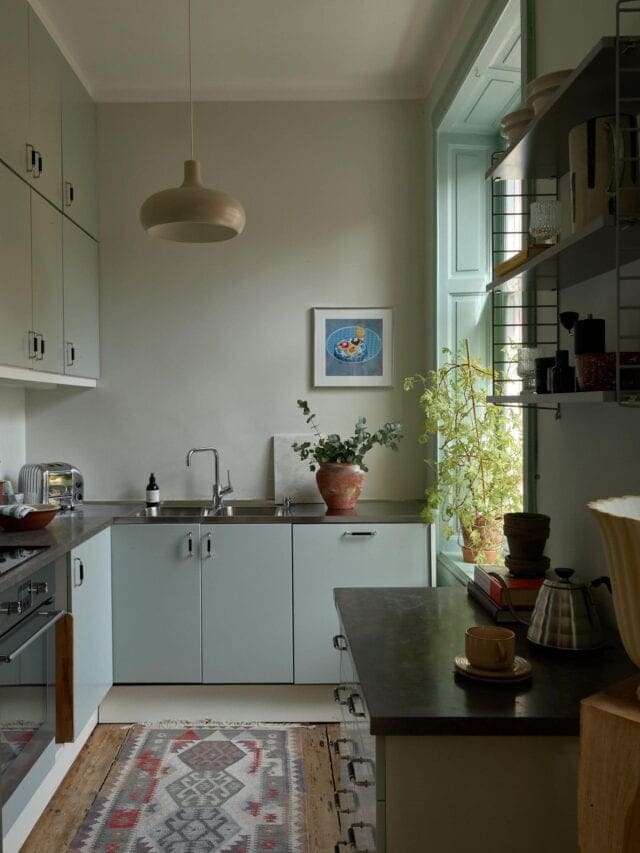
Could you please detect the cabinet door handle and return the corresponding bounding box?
[205,532,212,558]
[187,531,193,557]
[66,342,76,366]
[26,143,35,173]
[342,531,377,537]
[73,557,84,587]
[347,693,366,718]
[333,737,358,760]
[333,634,348,651]
[64,181,74,206]
[38,153,43,176]
[334,788,360,815]
[333,684,351,705]
[32,151,41,178]
[29,332,38,359]
[348,758,375,788]
[39,337,45,358]
[347,821,376,851]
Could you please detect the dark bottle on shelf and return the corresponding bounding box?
[146,473,160,507]
[549,350,576,393]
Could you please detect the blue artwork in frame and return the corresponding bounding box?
[313,308,393,387]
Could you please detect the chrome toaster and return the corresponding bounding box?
[18,463,84,510]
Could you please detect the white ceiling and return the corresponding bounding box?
[32,0,469,102]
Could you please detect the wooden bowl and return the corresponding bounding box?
[0,504,59,531]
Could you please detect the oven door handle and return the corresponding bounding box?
[0,609,64,664]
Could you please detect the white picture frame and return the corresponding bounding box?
[313,307,394,387]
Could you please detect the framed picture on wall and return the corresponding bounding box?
[313,307,394,387]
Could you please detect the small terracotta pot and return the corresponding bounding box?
[461,517,503,564]
[315,463,366,511]
[503,512,550,560]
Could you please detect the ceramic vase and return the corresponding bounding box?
[589,496,640,698]
[315,463,366,511]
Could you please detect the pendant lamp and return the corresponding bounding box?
[139,0,245,242]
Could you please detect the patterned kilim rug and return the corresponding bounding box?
[71,725,309,852]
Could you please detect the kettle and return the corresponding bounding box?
[489,569,611,651]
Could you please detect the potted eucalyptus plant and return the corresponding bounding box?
[292,400,403,510]
[404,341,521,563]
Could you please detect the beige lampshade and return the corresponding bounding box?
[140,159,246,243]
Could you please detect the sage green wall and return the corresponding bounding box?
[25,100,427,501]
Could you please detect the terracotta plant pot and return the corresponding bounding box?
[315,463,366,511]
[461,516,503,564]
[503,512,550,561]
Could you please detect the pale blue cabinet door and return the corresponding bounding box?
[70,528,112,738]
[293,524,428,683]
[0,0,30,177]
[111,525,202,683]
[202,525,293,683]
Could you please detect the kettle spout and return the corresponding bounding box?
[487,572,532,625]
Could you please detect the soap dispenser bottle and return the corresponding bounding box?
[146,473,160,507]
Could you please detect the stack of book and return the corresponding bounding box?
[467,564,543,623]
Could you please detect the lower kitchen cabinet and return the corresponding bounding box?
[201,525,293,683]
[293,524,428,683]
[111,525,202,683]
[69,528,112,738]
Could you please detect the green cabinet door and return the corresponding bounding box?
[201,525,293,683]
[63,217,100,378]
[112,525,202,683]
[62,65,98,238]
[0,163,31,367]
[70,528,112,738]
[31,191,64,372]
[0,0,30,177]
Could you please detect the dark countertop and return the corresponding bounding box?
[0,502,142,593]
[335,586,636,737]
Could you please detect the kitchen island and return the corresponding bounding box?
[333,586,635,852]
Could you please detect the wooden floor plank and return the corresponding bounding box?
[299,724,342,852]
[21,724,131,853]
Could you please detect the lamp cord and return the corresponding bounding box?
[188,0,194,160]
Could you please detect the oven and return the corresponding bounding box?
[0,563,63,835]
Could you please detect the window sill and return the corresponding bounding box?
[437,552,473,587]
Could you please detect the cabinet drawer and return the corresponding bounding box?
[294,524,428,683]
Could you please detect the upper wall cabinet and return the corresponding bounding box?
[31,192,64,373]
[0,0,30,178]
[0,163,31,368]
[27,8,62,208]
[62,65,98,238]
[63,218,100,379]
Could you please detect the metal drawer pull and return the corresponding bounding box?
[205,532,212,558]
[333,737,358,760]
[334,788,360,815]
[348,758,375,788]
[347,693,366,717]
[348,821,376,852]
[342,531,377,537]
[333,684,351,705]
[73,557,85,587]
[333,634,348,650]
[0,610,64,664]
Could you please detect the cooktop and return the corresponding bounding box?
[0,546,49,576]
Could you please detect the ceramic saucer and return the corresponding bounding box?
[454,655,532,683]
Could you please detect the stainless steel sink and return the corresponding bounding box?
[206,506,285,517]
[135,503,286,519]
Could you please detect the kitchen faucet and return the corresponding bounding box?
[186,447,233,512]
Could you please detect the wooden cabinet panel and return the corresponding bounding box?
[293,524,428,683]
[0,163,31,367]
[111,525,202,683]
[62,65,98,238]
[69,529,112,739]
[202,525,293,683]
[31,192,63,372]
[63,217,100,378]
[0,0,30,176]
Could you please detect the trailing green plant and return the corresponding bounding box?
[292,400,403,472]
[404,341,522,557]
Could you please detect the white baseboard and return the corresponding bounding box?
[100,684,341,724]
[2,713,98,853]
